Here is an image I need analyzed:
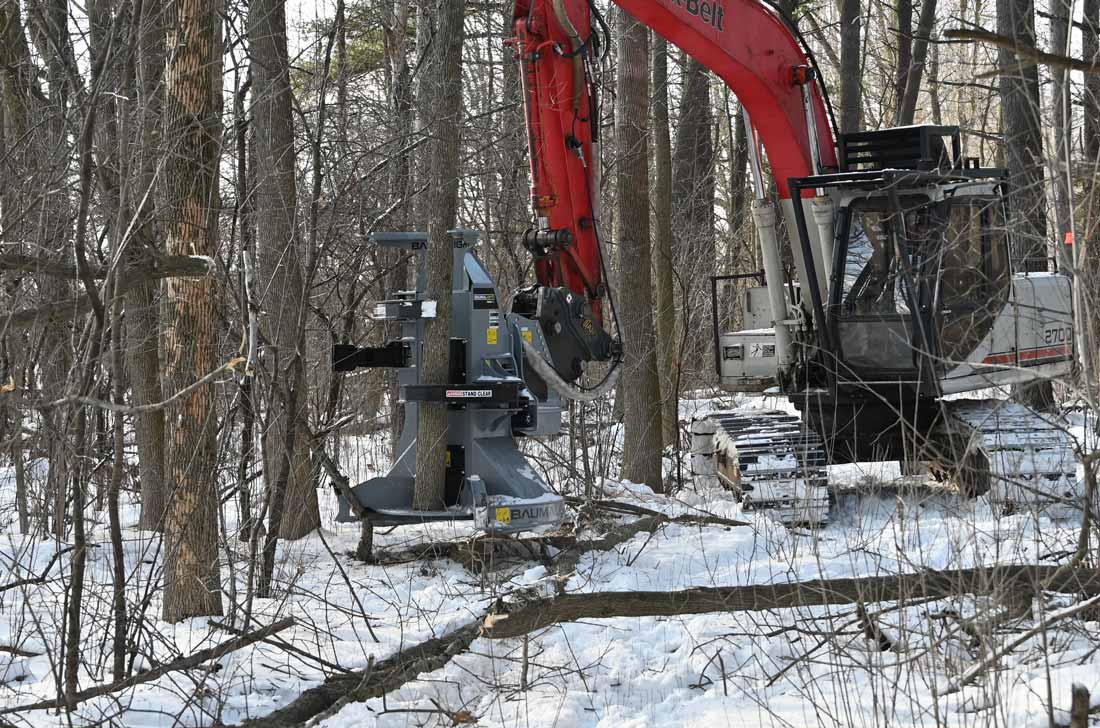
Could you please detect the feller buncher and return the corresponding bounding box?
[332,0,1081,531]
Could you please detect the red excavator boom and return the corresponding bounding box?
[512,0,836,358]
[513,0,606,323]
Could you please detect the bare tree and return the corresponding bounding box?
[840,0,863,132]
[413,0,466,509]
[998,0,1055,409]
[161,0,225,623]
[651,35,678,449]
[249,0,320,541]
[615,10,664,492]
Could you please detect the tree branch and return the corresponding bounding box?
[0,617,295,714]
[944,27,1100,74]
[232,620,481,728]
[2,255,215,333]
[943,590,1100,693]
[31,357,246,413]
[0,546,75,594]
[0,251,212,280]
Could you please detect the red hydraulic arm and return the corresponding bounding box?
[513,0,606,324]
[512,0,837,362]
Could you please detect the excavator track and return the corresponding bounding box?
[930,399,1082,517]
[694,410,832,525]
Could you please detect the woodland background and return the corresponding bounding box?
[1,0,1100,723]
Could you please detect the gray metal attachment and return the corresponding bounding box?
[334,230,565,533]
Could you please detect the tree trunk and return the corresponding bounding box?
[0,2,40,535]
[928,42,943,124]
[725,92,751,266]
[389,0,435,459]
[249,0,319,540]
[651,35,678,449]
[413,0,466,510]
[1049,2,1071,251]
[482,564,1100,640]
[161,0,225,623]
[129,283,167,530]
[410,0,437,231]
[896,0,938,125]
[234,44,257,541]
[12,392,28,534]
[998,0,1055,409]
[384,0,415,461]
[839,0,863,132]
[1082,0,1100,382]
[894,0,913,115]
[132,0,168,532]
[615,11,664,492]
[998,0,1047,270]
[6,0,74,540]
[672,58,715,383]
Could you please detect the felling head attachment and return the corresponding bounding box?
[512,284,615,385]
[331,230,565,534]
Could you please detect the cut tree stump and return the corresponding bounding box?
[1070,683,1090,728]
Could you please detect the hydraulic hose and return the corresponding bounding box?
[521,338,621,402]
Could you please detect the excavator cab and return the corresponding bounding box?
[714,125,1074,492]
[824,170,1015,391]
[719,125,1072,402]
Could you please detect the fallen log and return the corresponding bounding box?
[231,564,1100,724]
[481,564,1100,640]
[234,620,481,728]
[0,617,295,715]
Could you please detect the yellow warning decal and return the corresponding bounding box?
[521,328,533,344]
[495,507,511,524]
[487,327,498,345]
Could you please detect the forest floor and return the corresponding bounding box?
[1,394,1099,727]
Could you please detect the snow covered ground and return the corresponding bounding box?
[1,394,1098,727]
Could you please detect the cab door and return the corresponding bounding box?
[831,198,932,382]
[935,197,1012,371]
